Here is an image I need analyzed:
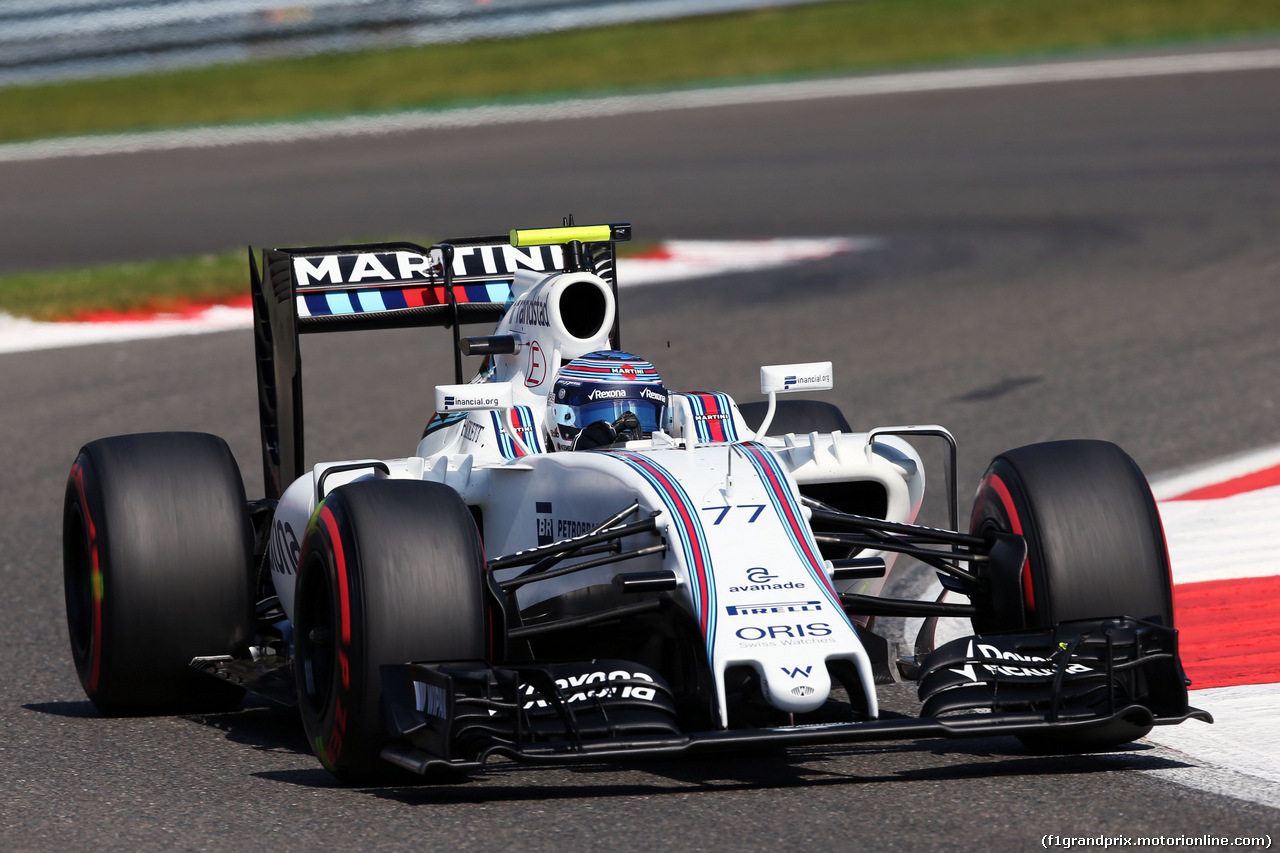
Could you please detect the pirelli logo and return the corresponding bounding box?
[724,600,823,617]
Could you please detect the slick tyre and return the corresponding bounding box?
[293,480,486,785]
[969,439,1173,749]
[738,399,850,436]
[63,432,254,715]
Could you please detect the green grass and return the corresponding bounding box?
[4,0,1280,320]
[2,0,1279,144]
[0,251,250,321]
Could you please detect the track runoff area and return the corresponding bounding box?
[3,237,1276,804]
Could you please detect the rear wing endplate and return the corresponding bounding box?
[250,223,630,499]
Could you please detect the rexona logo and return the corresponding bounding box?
[588,388,627,400]
[640,388,667,403]
[521,670,657,709]
[728,566,806,593]
[725,601,822,617]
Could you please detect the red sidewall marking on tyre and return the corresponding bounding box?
[316,504,352,767]
[73,461,103,694]
[984,473,1035,616]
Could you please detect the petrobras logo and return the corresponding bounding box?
[725,600,823,617]
[535,501,553,546]
[588,388,627,401]
[460,417,485,446]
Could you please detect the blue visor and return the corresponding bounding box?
[553,398,666,433]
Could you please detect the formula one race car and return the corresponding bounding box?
[62,220,1210,783]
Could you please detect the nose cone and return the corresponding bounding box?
[760,660,831,714]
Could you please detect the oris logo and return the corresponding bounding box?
[791,686,815,697]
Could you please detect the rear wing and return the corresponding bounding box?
[251,222,631,499]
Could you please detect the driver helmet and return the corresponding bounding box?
[547,351,668,451]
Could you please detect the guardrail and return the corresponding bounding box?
[0,0,837,87]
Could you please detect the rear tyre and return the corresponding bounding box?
[968,439,1173,749]
[294,480,486,785]
[63,432,253,715]
[738,399,850,436]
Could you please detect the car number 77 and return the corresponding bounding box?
[701,505,766,525]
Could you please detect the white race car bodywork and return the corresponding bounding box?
[268,267,925,727]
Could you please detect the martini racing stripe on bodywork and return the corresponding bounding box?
[678,392,739,444]
[488,406,543,458]
[736,442,844,608]
[614,452,716,663]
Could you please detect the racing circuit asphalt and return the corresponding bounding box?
[2,47,1280,849]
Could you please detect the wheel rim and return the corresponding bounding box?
[63,502,95,666]
[295,555,338,719]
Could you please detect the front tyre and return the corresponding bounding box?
[294,480,486,785]
[63,432,254,715]
[969,439,1174,749]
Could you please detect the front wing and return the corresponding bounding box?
[377,617,1211,775]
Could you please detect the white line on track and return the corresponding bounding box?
[3,47,1280,163]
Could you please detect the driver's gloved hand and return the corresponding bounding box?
[611,410,643,443]
[572,419,617,451]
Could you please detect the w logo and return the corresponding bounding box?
[781,666,812,679]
